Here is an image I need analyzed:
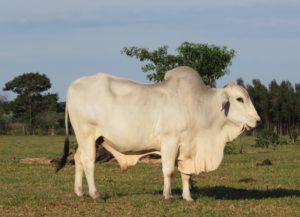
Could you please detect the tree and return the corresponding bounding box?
[295,84,300,132]
[122,42,235,86]
[279,81,295,134]
[269,80,281,132]
[252,80,270,129]
[0,95,11,134]
[3,72,58,135]
[0,95,7,114]
[236,78,245,88]
[246,80,270,131]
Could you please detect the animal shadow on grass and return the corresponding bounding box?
[104,186,300,201]
[169,186,300,201]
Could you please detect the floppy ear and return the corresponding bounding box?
[221,91,230,116]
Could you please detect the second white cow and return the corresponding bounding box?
[56,66,260,201]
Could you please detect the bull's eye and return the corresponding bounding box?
[236,97,244,103]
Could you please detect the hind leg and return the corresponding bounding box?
[74,151,84,197]
[74,132,100,199]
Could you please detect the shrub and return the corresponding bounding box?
[288,130,299,144]
[255,129,280,149]
[224,145,234,155]
[224,142,237,155]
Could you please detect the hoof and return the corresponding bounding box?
[98,192,109,201]
[75,193,89,199]
[184,197,194,202]
[75,192,84,197]
[90,192,109,201]
[75,188,84,197]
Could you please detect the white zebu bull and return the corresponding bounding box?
[56,66,260,201]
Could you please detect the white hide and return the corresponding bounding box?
[65,66,260,201]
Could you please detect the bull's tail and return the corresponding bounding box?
[56,104,70,173]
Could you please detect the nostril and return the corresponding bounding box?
[256,119,261,125]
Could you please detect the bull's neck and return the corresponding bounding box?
[220,120,243,143]
[207,108,243,144]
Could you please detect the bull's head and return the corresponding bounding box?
[222,83,260,130]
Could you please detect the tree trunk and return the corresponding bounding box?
[51,125,55,136]
[22,124,25,135]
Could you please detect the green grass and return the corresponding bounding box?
[0,136,300,217]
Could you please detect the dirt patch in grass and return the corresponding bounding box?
[19,158,52,164]
[238,178,257,183]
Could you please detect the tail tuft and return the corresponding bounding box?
[56,137,70,173]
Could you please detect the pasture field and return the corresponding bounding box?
[0,136,300,217]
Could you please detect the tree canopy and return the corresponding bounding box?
[4,73,51,95]
[3,72,58,135]
[122,42,235,86]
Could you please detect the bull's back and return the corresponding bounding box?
[67,73,163,152]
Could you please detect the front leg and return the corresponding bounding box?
[161,138,179,200]
[181,173,194,202]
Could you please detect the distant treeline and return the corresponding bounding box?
[0,73,299,135]
[237,78,300,135]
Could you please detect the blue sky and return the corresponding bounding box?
[1,0,299,101]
